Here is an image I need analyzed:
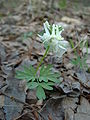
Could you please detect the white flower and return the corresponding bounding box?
[52,40,69,58]
[38,21,70,57]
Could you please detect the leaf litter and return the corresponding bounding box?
[0,0,90,120]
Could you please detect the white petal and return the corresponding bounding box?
[59,40,69,44]
[59,44,67,50]
[56,46,66,57]
[56,25,59,36]
[58,35,64,40]
[45,21,50,28]
[38,34,43,40]
[43,34,51,42]
[59,40,69,48]
[43,23,50,35]
[59,28,64,35]
[52,24,55,35]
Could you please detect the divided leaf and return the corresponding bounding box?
[71,55,88,69]
[16,65,36,82]
[39,65,61,83]
[16,64,61,100]
[39,82,53,90]
[36,85,46,100]
[27,82,38,89]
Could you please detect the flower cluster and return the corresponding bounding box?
[38,21,69,57]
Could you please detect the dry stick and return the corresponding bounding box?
[63,39,84,63]
[0,84,7,90]
[68,39,84,54]
[71,75,90,89]
[0,90,46,120]
[63,39,84,64]
[14,111,28,120]
[14,110,46,120]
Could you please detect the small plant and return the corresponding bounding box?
[59,0,67,9]
[16,21,70,100]
[22,32,33,41]
[70,39,88,70]
[16,65,60,99]
[71,55,88,69]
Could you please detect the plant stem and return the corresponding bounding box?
[35,46,50,74]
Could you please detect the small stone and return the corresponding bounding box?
[26,89,37,104]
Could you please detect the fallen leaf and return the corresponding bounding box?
[61,16,82,25]
[39,97,65,120]
[3,70,26,120]
[75,97,90,120]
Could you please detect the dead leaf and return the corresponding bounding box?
[0,95,4,108]
[0,43,6,63]
[61,16,82,25]
[39,97,65,120]
[3,70,26,120]
[76,69,90,88]
[0,109,5,120]
[75,97,90,120]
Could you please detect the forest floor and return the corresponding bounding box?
[0,0,90,120]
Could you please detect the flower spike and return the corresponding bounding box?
[38,21,70,58]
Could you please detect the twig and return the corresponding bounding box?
[0,84,7,90]
[0,90,46,120]
[68,39,84,54]
[14,111,28,120]
[71,75,90,89]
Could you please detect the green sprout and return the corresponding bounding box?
[70,39,88,70]
[22,32,33,41]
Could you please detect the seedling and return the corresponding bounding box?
[70,39,88,70]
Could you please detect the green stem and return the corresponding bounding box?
[35,46,50,75]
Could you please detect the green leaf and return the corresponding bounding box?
[39,65,60,83]
[47,82,54,86]
[38,30,45,36]
[27,82,38,89]
[39,82,53,90]
[59,0,67,9]
[16,65,36,82]
[36,85,46,100]
[69,39,74,49]
[71,54,88,70]
[40,64,52,76]
[23,32,33,40]
[39,76,48,82]
[71,59,78,65]
[16,70,33,81]
[69,39,77,54]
